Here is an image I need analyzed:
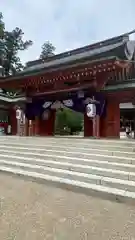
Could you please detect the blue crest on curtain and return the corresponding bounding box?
[25,92,106,120]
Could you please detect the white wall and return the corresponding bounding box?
[119,102,135,109]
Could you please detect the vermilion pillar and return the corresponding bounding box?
[39,110,56,136]
[24,118,29,136]
[34,116,40,136]
[84,112,93,137]
[31,120,36,136]
[28,118,39,136]
[9,108,17,135]
[28,120,33,136]
[100,99,120,138]
[84,112,100,138]
[93,115,100,138]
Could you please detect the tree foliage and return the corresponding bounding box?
[40,41,55,59]
[0,13,4,37]
[0,12,33,76]
[55,108,83,135]
[0,13,5,66]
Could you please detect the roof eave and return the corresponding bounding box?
[0,56,118,84]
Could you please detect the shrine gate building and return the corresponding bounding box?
[0,31,135,138]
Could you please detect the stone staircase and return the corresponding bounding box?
[0,136,135,204]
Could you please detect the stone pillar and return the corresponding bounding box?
[100,99,120,138]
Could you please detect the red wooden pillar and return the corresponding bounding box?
[100,99,120,138]
[31,120,36,136]
[100,115,106,138]
[9,108,17,135]
[25,118,29,136]
[29,117,40,136]
[28,120,33,136]
[39,110,56,136]
[30,118,39,136]
[84,112,93,137]
[93,115,100,138]
[34,116,40,136]
[84,113,100,138]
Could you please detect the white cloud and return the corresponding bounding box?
[1,0,135,63]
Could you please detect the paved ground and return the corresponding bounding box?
[0,174,135,240]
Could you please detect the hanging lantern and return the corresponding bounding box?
[43,101,52,109]
[84,97,92,105]
[16,109,21,120]
[63,99,73,107]
[42,110,50,120]
[86,103,96,118]
[51,100,62,109]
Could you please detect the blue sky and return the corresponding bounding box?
[1,0,135,63]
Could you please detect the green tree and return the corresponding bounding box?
[0,13,5,66]
[66,109,83,135]
[55,108,83,135]
[0,13,4,37]
[3,28,33,75]
[55,109,67,135]
[0,12,33,76]
[40,41,55,59]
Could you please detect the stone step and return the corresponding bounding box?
[0,154,135,181]
[1,158,135,191]
[3,139,135,149]
[1,136,135,204]
[1,135,135,144]
[1,136,135,145]
[0,147,135,166]
[0,159,135,192]
[0,144,134,158]
[0,141,134,153]
[0,147,134,164]
[0,164,135,205]
[0,136,135,147]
